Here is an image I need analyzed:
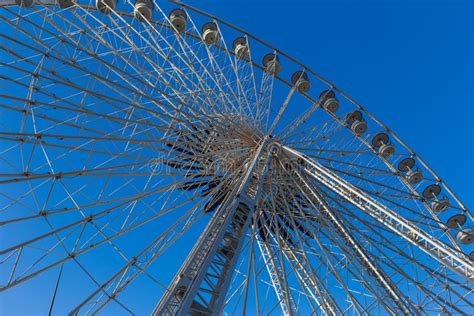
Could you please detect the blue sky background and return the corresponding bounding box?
[0,0,473,314]
[186,0,473,209]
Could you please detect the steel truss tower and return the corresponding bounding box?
[154,138,274,315]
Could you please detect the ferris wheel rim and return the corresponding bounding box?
[0,1,472,314]
[0,0,470,258]
[1,0,467,217]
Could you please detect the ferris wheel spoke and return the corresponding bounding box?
[289,145,372,156]
[276,234,341,315]
[69,196,210,315]
[209,28,258,121]
[286,146,473,280]
[270,223,299,315]
[301,144,466,250]
[338,196,471,296]
[315,185,470,312]
[1,173,198,256]
[0,45,182,133]
[256,63,276,131]
[257,237,298,315]
[241,42,262,123]
[220,234,257,314]
[0,160,149,184]
[3,8,219,132]
[314,165,440,217]
[282,165,417,314]
[306,152,393,174]
[280,145,431,221]
[264,178,340,315]
[282,245,342,315]
[343,223,471,312]
[319,163,417,198]
[317,184,466,283]
[152,8,245,117]
[301,232,366,314]
[257,224,311,313]
[1,182,206,292]
[0,96,159,143]
[274,186,361,313]
[0,2,471,315]
[225,213,283,315]
[97,11,221,117]
[274,173,399,314]
[184,16,258,119]
[314,162,466,258]
[255,238,294,314]
[297,111,467,238]
[249,207,300,314]
[74,255,137,315]
[238,215,258,315]
[279,100,323,140]
[348,230,471,313]
[281,118,346,146]
[0,131,165,147]
[31,175,139,316]
[101,4,253,126]
[0,93,189,152]
[0,15,262,141]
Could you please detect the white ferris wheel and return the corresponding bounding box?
[0,0,472,315]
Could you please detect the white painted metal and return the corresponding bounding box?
[283,145,474,280]
[0,1,472,314]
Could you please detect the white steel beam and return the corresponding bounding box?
[283,145,473,281]
[153,137,273,315]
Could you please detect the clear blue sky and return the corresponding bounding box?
[187,0,473,209]
[1,0,472,314]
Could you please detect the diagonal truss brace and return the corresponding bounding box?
[292,168,415,314]
[256,239,297,316]
[283,146,474,282]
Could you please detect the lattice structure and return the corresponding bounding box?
[0,0,472,315]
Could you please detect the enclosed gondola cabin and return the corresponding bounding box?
[397,157,423,184]
[169,8,187,33]
[58,0,74,9]
[202,22,219,45]
[262,53,281,76]
[346,110,367,136]
[233,37,249,59]
[446,214,466,229]
[134,0,153,22]
[96,0,117,14]
[319,89,340,113]
[457,229,474,245]
[15,0,34,7]
[372,132,395,158]
[291,71,310,94]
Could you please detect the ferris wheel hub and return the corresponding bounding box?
[0,1,471,314]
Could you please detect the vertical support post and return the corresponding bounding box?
[153,138,272,315]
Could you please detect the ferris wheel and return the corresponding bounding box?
[0,0,472,315]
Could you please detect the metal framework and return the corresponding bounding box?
[154,139,273,315]
[0,0,472,315]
